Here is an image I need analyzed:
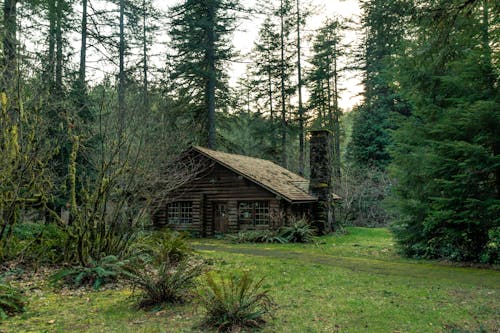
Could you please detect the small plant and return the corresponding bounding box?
[51,255,127,290]
[133,230,193,265]
[198,272,275,332]
[0,279,25,320]
[228,230,287,244]
[124,258,204,308]
[278,219,315,243]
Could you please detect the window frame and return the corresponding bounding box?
[167,201,193,224]
[237,200,270,226]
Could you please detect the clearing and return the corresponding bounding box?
[2,228,499,332]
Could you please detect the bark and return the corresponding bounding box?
[279,0,287,168]
[55,0,63,94]
[296,0,304,176]
[206,2,216,149]
[142,0,149,111]
[118,0,125,134]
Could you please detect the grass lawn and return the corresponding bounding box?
[2,227,499,332]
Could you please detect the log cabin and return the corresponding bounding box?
[153,130,340,236]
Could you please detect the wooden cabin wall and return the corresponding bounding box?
[153,161,283,235]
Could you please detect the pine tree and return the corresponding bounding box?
[389,0,500,263]
[168,0,241,149]
[347,0,411,170]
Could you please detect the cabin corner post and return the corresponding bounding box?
[309,130,334,234]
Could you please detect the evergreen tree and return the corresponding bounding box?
[347,0,411,170]
[307,18,345,186]
[168,0,241,149]
[389,0,500,263]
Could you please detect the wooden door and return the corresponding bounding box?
[214,202,229,233]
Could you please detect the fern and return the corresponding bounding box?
[198,272,275,332]
[0,280,25,320]
[51,255,127,290]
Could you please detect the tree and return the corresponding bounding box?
[168,0,241,149]
[389,0,500,263]
[307,18,345,187]
[347,0,411,170]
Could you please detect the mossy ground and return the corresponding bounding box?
[2,228,499,332]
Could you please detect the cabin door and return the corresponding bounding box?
[213,202,229,233]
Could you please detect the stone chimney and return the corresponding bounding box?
[309,130,334,234]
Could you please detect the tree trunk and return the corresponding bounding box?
[78,0,87,96]
[118,0,125,134]
[47,0,56,88]
[55,0,63,95]
[142,0,149,112]
[296,0,304,176]
[332,41,341,187]
[279,0,287,168]
[206,2,216,149]
[2,0,17,121]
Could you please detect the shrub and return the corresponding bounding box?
[51,255,127,290]
[198,272,275,332]
[481,227,500,264]
[149,231,193,265]
[0,280,25,320]
[228,231,287,244]
[279,219,315,243]
[124,258,204,308]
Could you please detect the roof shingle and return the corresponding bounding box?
[193,146,317,203]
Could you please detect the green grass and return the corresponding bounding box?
[2,227,499,332]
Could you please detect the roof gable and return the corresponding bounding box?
[192,146,317,203]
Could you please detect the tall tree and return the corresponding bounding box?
[390,0,500,263]
[307,18,345,186]
[169,0,241,149]
[347,0,411,170]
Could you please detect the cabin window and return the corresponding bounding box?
[167,201,193,224]
[238,201,270,225]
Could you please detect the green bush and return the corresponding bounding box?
[51,255,127,290]
[124,258,204,308]
[198,272,275,332]
[481,227,500,264]
[132,230,193,265]
[228,230,287,244]
[228,220,315,244]
[0,280,25,320]
[279,220,315,243]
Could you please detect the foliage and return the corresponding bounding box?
[168,0,242,146]
[51,255,128,290]
[228,220,315,244]
[228,230,288,244]
[389,0,500,263]
[0,279,25,320]
[0,93,52,261]
[124,258,204,309]
[198,272,275,332]
[336,165,392,227]
[12,222,68,265]
[134,230,193,265]
[279,219,315,243]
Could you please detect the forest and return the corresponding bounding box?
[0,0,499,331]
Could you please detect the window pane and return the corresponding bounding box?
[167,201,192,224]
[254,201,269,225]
[238,202,253,224]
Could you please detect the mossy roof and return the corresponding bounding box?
[193,146,319,203]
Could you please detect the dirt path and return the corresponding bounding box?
[195,244,500,289]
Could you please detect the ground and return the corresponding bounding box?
[2,228,499,332]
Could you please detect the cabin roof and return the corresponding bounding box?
[192,146,318,203]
